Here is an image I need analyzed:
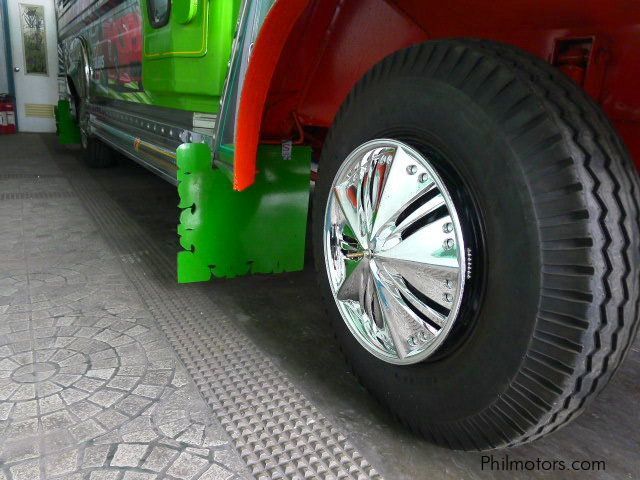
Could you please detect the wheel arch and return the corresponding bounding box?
[234,0,640,191]
[66,75,80,112]
[234,0,427,191]
[65,36,91,101]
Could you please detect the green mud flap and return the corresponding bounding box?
[177,143,311,282]
[54,100,81,145]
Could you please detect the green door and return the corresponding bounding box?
[141,0,241,113]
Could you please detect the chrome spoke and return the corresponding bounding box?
[332,181,368,250]
[369,261,434,359]
[347,284,397,356]
[396,285,447,333]
[361,268,379,328]
[377,259,447,332]
[336,258,368,302]
[371,146,437,237]
[376,256,458,312]
[395,192,446,232]
[376,215,460,269]
[324,139,468,365]
[361,147,393,236]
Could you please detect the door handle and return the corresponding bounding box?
[13,67,20,72]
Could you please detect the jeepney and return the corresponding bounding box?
[56,0,640,449]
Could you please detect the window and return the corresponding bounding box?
[148,0,170,28]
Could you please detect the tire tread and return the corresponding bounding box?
[317,38,640,449]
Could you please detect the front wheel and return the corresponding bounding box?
[312,39,640,449]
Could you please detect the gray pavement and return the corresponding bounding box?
[0,135,248,479]
[0,133,638,480]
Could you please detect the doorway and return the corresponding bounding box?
[6,0,58,132]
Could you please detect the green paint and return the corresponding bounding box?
[177,142,311,282]
[433,247,458,258]
[54,100,81,145]
[141,0,241,113]
[174,0,200,24]
[345,259,359,279]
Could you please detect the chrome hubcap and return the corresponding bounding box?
[324,139,467,365]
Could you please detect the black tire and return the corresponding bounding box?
[72,87,118,169]
[82,135,118,168]
[312,39,640,450]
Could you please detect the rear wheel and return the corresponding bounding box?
[312,39,640,449]
[77,98,118,169]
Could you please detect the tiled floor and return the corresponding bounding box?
[0,137,247,479]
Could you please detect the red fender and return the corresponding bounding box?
[235,0,640,191]
[234,0,313,191]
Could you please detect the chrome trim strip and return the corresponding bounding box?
[94,99,196,132]
[90,103,215,149]
[91,116,178,185]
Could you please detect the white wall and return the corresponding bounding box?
[0,0,9,94]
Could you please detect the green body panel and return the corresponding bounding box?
[141,0,240,113]
[58,1,314,284]
[54,100,81,145]
[177,143,311,282]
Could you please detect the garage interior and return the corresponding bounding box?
[2,0,640,478]
[0,133,636,479]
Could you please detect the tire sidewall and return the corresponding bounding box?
[313,77,542,421]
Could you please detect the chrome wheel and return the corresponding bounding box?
[323,139,468,365]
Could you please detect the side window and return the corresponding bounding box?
[148,0,170,28]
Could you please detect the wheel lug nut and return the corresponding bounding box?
[443,238,455,250]
[443,293,453,303]
[443,222,453,233]
[444,279,453,289]
[419,331,428,341]
[408,336,416,346]
[406,165,417,175]
[418,172,429,183]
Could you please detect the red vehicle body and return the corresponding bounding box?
[110,12,142,84]
[95,11,142,87]
[235,0,640,190]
